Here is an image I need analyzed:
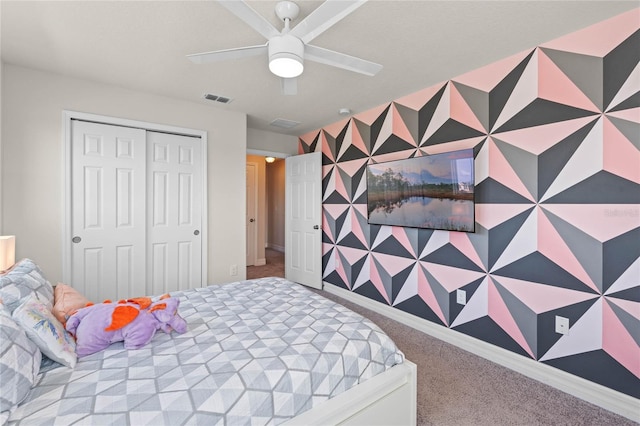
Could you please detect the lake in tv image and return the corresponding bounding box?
[366,149,475,232]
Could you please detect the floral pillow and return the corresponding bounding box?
[0,304,42,415]
[12,297,77,368]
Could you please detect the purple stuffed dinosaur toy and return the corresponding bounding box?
[66,296,187,357]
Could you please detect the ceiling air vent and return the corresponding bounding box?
[270,118,300,129]
[203,93,232,104]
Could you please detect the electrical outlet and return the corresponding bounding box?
[456,289,466,305]
[555,315,569,335]
[229,264,238,276]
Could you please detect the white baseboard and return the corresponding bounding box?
[266,243,285,252]
[323,282,640,423]
[255,258,266,266]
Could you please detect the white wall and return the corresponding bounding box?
[2,64,247,285]
[0,62,3,234]
[247,128,298,156]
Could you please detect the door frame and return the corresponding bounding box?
[62,110,208,286]
[246,161,258,267]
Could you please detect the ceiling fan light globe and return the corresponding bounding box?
[269,54,304,78]
[268,34,305,78]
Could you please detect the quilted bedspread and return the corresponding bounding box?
[8,277,404,425]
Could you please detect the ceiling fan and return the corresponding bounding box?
[187,0,382,95]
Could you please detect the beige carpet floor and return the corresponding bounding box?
[246,249,635,425]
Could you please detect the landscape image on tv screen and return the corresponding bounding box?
[366,149,475,232]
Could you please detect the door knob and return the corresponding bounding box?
[72,236,81,243]
[313,225,320,230]
[249,218,255,222]
[194,230,200,236]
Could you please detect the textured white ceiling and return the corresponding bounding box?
[2,1,637,136]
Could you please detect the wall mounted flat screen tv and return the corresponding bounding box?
[366,149,475,232]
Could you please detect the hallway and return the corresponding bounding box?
[246,248,284,279]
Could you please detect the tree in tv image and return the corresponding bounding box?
[366,149,475,232]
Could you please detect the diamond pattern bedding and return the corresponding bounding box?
[8,277,404,425]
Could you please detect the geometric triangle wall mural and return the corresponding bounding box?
[300,9,639,398]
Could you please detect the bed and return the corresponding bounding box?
[1,259,417,425]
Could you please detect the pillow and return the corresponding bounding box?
[53,283,91,324]
[13,297,77,368]
[0,259,54,314]
[0,304,42,415]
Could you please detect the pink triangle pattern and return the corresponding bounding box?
[354,103,391,127]
[349,120,370,157]
[369,257,392,305]
[324,118,350,139]
[488,279,535,358]
[542,204,640,243]
[391,103,417,146]
[321,137,335,163]
[537,207,599,292]
[391,227,417,259]
[449,82,487,133]
[602,299,640,378]
[537,48,600,113]
[493,275,598,314]
[475,204,533,230]
[453,49,534,92]
[304,9,640,398]
[421,262,485,293]
[492,116,597,155]
[322,211,335,243]
[540,9,640,57]
[603,117,640,184]
[348,207,368,247]
[488,137,535,202]
[606,296,640,321]
[606,107,640,123]
[417,264,448,326]
[395,83,447,111]
[449,232,485,271]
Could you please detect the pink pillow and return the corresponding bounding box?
[52,284,91,324]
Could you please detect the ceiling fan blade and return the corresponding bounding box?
[187,44,267,64]
[217,0,280,40]
[281,77,297,96]
[305,44,382,76]
[290,0,367,44]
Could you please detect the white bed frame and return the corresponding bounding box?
[284,359,417,425]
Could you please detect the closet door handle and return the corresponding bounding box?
[194,230,200,236]
[72,236,81,243]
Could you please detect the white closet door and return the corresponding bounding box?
[71,120,147,302]
[147,131,203,295]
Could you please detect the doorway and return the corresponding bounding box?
[246,154,286,278]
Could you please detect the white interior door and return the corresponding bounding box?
[71,120,147,302]
[285,152,322,289]
[147,131,203,295]
[246,163,257,267]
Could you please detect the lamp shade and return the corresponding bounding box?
[0,235,16,271]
